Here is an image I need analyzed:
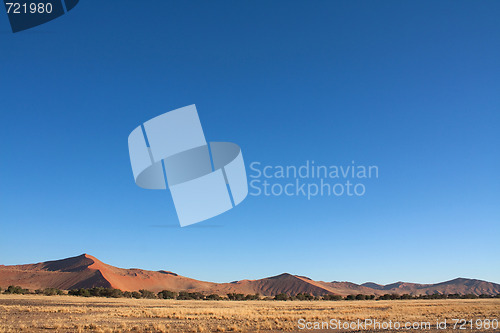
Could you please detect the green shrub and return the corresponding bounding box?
[323,294,343,301]
[139,290,156,299]
[227,293,245,301]
[43,288,63,296]
[378,293,399,300]
[69,288,92,297]
[206,294,222,300]
[89,287,105,297]
[355,294,366,300]
[4,286,29,294]
[294,293,314,301]
[177,291,204,300]
[158,290,177,299]
[244,294,260,300]
[274,293,288,301]
[107,289,123,298]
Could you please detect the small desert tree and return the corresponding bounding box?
[109,289,123,298]
[139,289,156,299]
[205,294,222,300]
[227,293,245,301]
[244,294,260,300]
[69,288,91,297]
[274,293,288,301]
[43,288,63,296]
[5,286,29,294]
[158,290,177,299]
[323,294,342,301]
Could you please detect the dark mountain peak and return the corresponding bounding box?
[40,254,97,272]
[269,273,295,279]
[361,282,384,290]
[296,275,312,280]
[434,277,481,287]
[447,277,474,283]
[158,270,178,276]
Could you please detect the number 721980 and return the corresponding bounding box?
[452,319,499,330]
[5,2,53,14]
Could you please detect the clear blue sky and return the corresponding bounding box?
[0,1,498,285]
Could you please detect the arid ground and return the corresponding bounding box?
[0,295,498,332]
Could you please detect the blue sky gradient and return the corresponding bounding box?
[0,1,499,285]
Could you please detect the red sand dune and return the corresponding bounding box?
[0,254,499,296]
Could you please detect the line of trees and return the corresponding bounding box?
[273,293,498,301]
[1,286,64,296]
[2,286,499,300]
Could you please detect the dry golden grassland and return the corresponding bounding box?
[0,295,498,332]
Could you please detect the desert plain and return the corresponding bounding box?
[0,295,499,333]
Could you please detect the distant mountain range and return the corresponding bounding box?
[0,254,499,296]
